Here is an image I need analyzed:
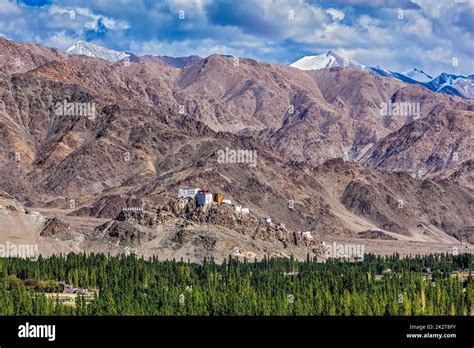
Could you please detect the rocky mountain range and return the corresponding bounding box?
[0,37,472,260]
[291,51,474,99]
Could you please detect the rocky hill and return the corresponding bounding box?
[93,198,324,262]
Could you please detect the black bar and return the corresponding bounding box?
[0,316,471,346]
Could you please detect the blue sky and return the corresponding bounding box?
[1,0,473,76]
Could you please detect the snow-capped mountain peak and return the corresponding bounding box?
[401,68,433,83]
[424,73,474,98]
[291,50,473,99]
[290,51,366,71]
[66,40,129,62]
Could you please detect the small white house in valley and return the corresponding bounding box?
[178,188,201,199]
[261,216,272,224]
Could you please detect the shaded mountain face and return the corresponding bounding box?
[368,67,434,84]
[424,73,474,99]
[0,39,472,249]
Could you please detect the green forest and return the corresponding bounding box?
[0,253,472,316]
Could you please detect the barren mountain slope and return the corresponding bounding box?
[0,39,472,256]
[1,39,471,187]
[0,37,66,74]
[360,104,474,187]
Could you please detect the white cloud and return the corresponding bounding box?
[0,0,20,16]
[48,5,130,31]
[130,38,246,58]
[42,30,78,50]
[326,8,345,22]
[0,0,471,76]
